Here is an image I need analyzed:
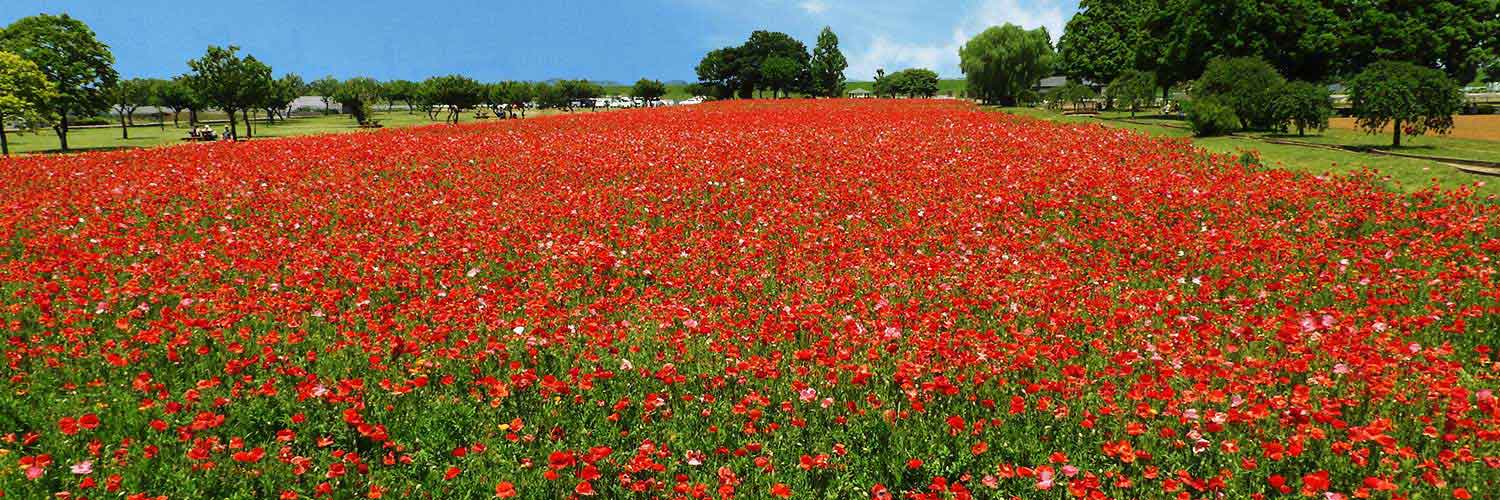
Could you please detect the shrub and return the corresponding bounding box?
[1185,98,1239,137]
[1194,57,1285,130]
[1272,81,1332,136]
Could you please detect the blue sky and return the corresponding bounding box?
[1,0,1078,83]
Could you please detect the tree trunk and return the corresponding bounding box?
[1392,118,1402,147]
[119,112,129,140]
[243,109,253,138]
[172,110,180,128]
[56,110,70,151]
[0,110,8,156]
[228,109,238,141]
[189,108,198,126]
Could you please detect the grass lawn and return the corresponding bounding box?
[1,108,589,155]
[998,107,1500,199]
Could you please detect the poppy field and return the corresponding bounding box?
[0,99,1497,499]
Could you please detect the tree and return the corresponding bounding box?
[236,57,273,138]
[105,78,151,139]
[263,74,304,123]
[1271,81,1331,136]
[740,31,811,97]
[959,24,1054,106]
[630,79,667,106]
[420,75,484,123]
[532,82,566,110]
[154,76,198,127]
[1056,0,1156,86]
[0,14,118,151]
[1347,61,1466,147]
[683,82,714,99]
[1185,97,1239,137]
[308,76,340,114]
[1046,82,1098,111]
[558,80,604,111]
[333,77,382,125]
[695,31,812,99]
[809,27,847,97]
[1194,57,1285,130]
[1330,0,1498,83]
[759,57,799,98]
[1107,70,1155,116]
[1144,0,1341,90]
[500,81,533,117]
[185,45,269,140]
[883,68,940,98]
[381,80,420,113]
[695,47,745,99]
[0,51,55,156]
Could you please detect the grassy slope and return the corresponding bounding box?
[999,107,1500,198]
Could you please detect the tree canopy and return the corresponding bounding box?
[1271,80,1332,136]
[153,76,198,126]
[809,27,848,98]
[1330,0,1497,84]
[0,50,56,155]
[874,68,940,98]
[1055,0,1500,88]
[696,30,812,99]
[263,74,304,122]
[960,24,1054,105]
[0,13,118,151]
[759,57,800,98]
[1106,69,1156,117]
[1194,57,1287,130]
[104,77,152,138]
[334,77,384,125]
[1347,61,1466,147]
[381,80,420,112]
[420,75,484,123]
[308,76,340,113]
[185,45,270,140]
[1056,0,1155,85]
[630,79,668,104]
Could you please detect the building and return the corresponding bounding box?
[847,88,874,99]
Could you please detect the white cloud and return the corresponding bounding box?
[799,0,829,14]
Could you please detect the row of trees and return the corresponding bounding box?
[0,14,304,152]
[1,14,667,155]
[1056,0,1497,96]
[695,27,848,99]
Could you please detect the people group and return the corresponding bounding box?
[185,124,237,141]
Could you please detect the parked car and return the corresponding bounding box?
[680,96,707,105]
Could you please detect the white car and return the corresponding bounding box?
[679,96,707,105]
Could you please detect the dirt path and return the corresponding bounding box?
[1330,115,1500,142]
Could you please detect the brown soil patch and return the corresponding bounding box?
[1329,115,1500,142]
